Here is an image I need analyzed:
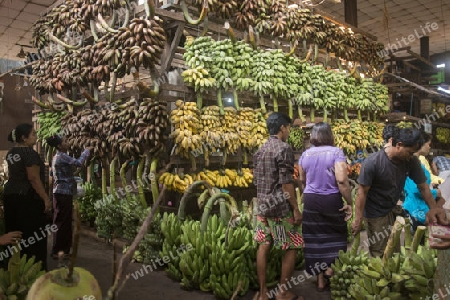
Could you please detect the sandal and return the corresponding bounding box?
[317,277,330,292]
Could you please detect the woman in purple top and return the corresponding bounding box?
[46,135,91,259]
[298,122,352,292]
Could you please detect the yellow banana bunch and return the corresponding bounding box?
[171,100,203,158]
[221,107,240,154]
[249,109,269,150]
[236,108,254,149]
[215,170,233,189]
[159,172,196,193]
[234,168,253,188]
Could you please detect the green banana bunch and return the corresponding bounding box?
[178,219,203,290]
[400,246,437,299]
[347,253,407,300]
[94,194,123,241]
[0,252,45,299]
[331,233,369,299]
[287,126,304,150]
[209,224,252,299]
[436,127,450,144]
[135,213,163,265]
[36,111,66,147]
[160,213,183,282]
[76,182,102,222]
[396,121,413,129]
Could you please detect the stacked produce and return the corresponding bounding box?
[160,213,184,281]
[208,224,252,298]
[287,126,305,151]
[336,221,438,300]
[249,110,269,150]
[30,0,166,108]
[170,100,203,158]
[436,127,450,144]
[185,0,384,68]
[178,219,208,290]
[332,120,384,155]
[182,36,388,121]
[76,182,102,223]
[235,107,255,149]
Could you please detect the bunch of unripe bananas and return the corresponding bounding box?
[159,172,196,193]
[436,127,450,144]
[331,247,369,299]
[178,220,210,291]
[160,213,184,282]
[171,100,203,158]
[0,250,45,299]
[401,246,437,299]
[287,126,304,150]
[209,224,252,299]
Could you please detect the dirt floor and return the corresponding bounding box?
[47,227,337,300]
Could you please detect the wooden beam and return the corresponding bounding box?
[406,49,436,68]
[160,21,185,75]
[403,61,421,71]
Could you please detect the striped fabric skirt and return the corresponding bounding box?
[302,192,348,275]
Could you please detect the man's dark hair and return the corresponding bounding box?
[420,131,431,144]
[310,122,334,146]
[382,124,399,143]
[46,134,63,148]
[266,112,292,135]
[392,128,424,149]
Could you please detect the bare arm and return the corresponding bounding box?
[431,161,439,176]
[354,184,370,221]
[26,165,50,203]
[417,182,438,210]
[282,183,298,211]
[334,161,352,205]
[297,165,306,192]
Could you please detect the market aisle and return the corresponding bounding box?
[47,233,332,300]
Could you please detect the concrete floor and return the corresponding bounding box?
[47,229,334,300]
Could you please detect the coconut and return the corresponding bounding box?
[26,267,102,300]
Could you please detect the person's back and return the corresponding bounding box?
[433,156,450,182]
[300,145,344,194]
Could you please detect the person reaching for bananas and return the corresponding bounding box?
[46,134,91,260]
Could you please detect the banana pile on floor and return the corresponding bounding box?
[332,225,438,300]
[330,234,369,299]
[159,206,287,299]
[208,222,252,299]
[170,100,203,158]
[160,213,184,282]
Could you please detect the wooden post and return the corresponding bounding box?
[344,0,358,27]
